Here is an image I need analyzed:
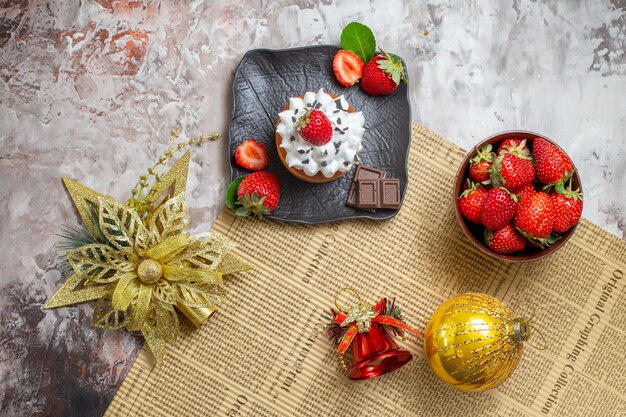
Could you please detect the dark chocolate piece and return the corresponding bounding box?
[346,166,387,212]
[356,179,379,209]
[379,179,401,209]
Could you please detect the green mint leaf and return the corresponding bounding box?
[341,22,376,63]
[226,176,245,210]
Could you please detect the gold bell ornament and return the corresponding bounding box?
[423,293,546,392]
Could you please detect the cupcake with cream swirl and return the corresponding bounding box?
[275,89,365,183]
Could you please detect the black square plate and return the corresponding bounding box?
[228,45,411,224]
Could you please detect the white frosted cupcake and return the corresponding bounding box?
[275,89,365,183]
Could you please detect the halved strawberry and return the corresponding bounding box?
[235,139,268,171]
[333,50,364,87]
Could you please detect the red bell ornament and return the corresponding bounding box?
[326,287,420,380]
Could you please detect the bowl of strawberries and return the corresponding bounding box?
[454,131,583,262]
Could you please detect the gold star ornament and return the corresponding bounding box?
[46,151,251,364]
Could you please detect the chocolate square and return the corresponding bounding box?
[356,179,380,209]
[379,179,401,209]
[346,166,386,212]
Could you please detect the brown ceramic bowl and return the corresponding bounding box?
[453,131,582,262]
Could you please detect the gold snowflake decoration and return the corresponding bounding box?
[46,152,250,364]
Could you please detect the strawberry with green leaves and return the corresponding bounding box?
[296,108,333,146]
[469,144,495,183]
[490,146,535,193]
[226,172,280,219]
[497,139,530,157]
[480,187,518,230]
[514,189,557,246]
[360,51,407,96]
[459,180,488,224]
[533,137,573,185]
[550,179,583,233]
[485,224,526,254]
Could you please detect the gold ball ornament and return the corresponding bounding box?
[137,259,163,284]
[424,293,533,392]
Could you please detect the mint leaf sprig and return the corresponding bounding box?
[340,22,376,63]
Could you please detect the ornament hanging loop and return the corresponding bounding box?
[511,299,546,350]
[526,324,548,351]
[512,299,536,323]
[334,287,366,312]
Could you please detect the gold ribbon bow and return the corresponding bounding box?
[46,153,251,364]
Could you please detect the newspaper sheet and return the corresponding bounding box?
[105,123,626,417]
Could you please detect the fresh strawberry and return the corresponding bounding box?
[518,184,536,201]
[296,108,333,146]
[532,137,573,185]
[514,190,555,241]
[333,50,365,86]
[235,139,269,171]
[480,187,518,230]
[490,152,535,193]
[459,180,488,224]
[497,139,530,158]
[485,224,527,254]
[360,51,407,96]
[236,172,280,217]
[469,144,494,183]
[550,179,583,233]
